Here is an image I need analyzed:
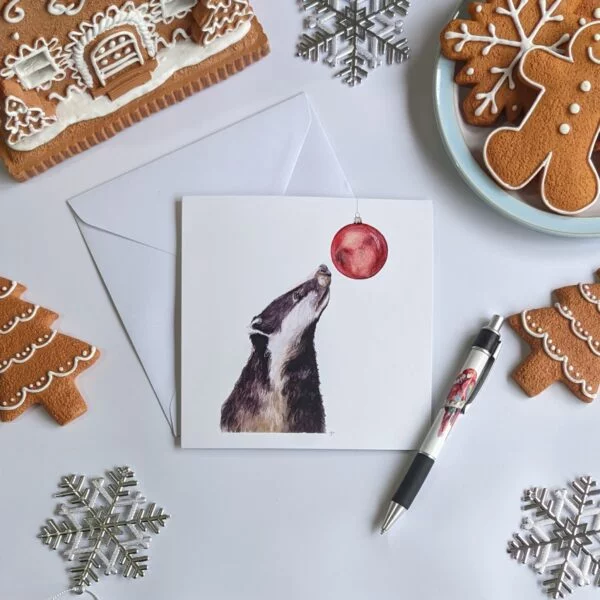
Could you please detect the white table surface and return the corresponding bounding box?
[3,2,600,599]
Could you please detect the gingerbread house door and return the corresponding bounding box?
[89,31,157,101]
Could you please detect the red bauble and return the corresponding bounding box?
[330,217,388,280]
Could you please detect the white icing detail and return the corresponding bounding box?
[580,18,587,25]
[579,283,600,310]
[559,123,570,134]
[0,281,17,299]
[475,4,483,12]
[48,84,84,103]
[3,0,24,23]
[65,2,158,89]
[596,8,600,19]
[556,303,600,358]
[47,0,87,16]
[151,0,196,24]
[569,103,581,114]
[11,32,19,41]
[11,22,249,151]
[446,0,570,118]
[91,30,144,86]
[197,0,254,46]
[3,95,57,147]
[484,24,600,215]
[0,305,39,334]
[466,67,475,75]
[0,346,97,411]
[595,33,600,41]
[0,330,58,373]
[521,310,597,400]
[1,38,69,91]
[588,47,600,64]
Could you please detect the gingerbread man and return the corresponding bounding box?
[484,22,600,214]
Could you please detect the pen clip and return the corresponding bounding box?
[463,341,501,412]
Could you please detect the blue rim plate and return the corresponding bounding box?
[434,20,600,237]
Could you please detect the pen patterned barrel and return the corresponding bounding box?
[421,349,489,459]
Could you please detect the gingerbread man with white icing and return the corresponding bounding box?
[484,22,600,214]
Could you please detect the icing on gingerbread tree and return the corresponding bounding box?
[0,277,98,424]
[192,0,254,45]
[440,0,581,125]
[4,95,56,145]
[509,270,600,403]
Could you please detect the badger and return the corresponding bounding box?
[221,264,331,434]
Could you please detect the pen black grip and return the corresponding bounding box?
[392,453,434,509]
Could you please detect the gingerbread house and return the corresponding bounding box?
[0,0,269,180]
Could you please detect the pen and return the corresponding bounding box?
[380,315,504,535]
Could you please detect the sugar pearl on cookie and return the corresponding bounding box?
[595,34,600,41]
[580,17,587,25]
[580,80,592,92]
[569,103,581,114]
[466,67,474,76]
[595,8,600,18]
[475,4,482,12]
[559,123,571,135]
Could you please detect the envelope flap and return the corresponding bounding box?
[68,94,313,254]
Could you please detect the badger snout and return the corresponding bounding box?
[316,264,331,288]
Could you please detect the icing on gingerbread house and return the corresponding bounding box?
[0,0,269,180]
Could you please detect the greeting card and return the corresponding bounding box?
[180,196,433,450]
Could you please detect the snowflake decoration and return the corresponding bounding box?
[297,0,410,86]
[39,466,170,593]
[508,476,600,598]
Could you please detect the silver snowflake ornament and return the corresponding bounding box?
[297,0,410,86]
[508,476,600,598]
[39,466,170,593]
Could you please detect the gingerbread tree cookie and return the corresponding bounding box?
[440,0,581,126]
[509,270,600,403]
[192,0,254,46]
[485,22,600,214]
[0,277,99,424]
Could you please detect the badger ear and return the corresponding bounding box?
[249,316,265,334]
[248,317,269,339]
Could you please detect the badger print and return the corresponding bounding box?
[221,265,331,434]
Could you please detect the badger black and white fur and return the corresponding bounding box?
[221,265,331,434]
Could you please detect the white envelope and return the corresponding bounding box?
[68,93,353,437]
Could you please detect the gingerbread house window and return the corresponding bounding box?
[161,0,196,19]
[13,48,59,90]
[91,32,145,87]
